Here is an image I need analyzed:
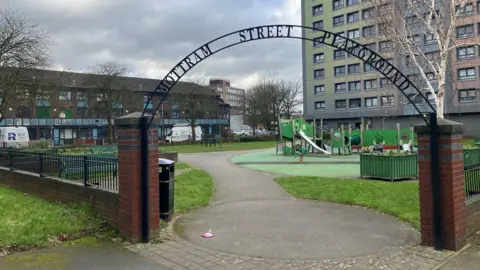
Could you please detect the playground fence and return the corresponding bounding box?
[465,148,480,200]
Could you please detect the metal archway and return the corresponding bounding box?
[142,24,436,127]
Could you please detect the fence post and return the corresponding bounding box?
[415,117,467,251]
[39,153,44,177]
[8,147,13,171]
[83,155,89,186]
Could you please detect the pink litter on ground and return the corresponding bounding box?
[202,232,215,238]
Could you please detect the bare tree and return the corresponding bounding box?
[244,76,303,132]
[169,78,219,143]
[363,0,478,118]
[0,9,51,120]
[87,61,132,144]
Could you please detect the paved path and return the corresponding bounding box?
[127,150,454,269]
[0,240,167,270]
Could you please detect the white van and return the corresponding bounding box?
[165,124,202,143]
[0,127,30,148]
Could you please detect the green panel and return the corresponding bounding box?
[280,119,293,139]
[60,109,73,119]
[293,118,314,137]
[465,149,480,166]
[360,154,418,180]
[36,107,50,118]
[363,130,399,146]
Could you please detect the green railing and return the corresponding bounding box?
[360,154,418,181]
[464,149,480,200]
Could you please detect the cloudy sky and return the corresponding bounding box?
[3,0,302,89]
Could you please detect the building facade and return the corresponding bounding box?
[208,78,246,131]
[301,0,480,135]
[0,69,230,145]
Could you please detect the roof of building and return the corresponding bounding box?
[1,67,222,98]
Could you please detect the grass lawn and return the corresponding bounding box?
[174,167,215,214]
[175,162,190,170]
[160,141,276,153]
[275,176,420,228]
[0,186,104,251]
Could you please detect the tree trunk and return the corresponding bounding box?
[107,114,113,144]
[436,75,446,119]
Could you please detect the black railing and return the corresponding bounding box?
[465,162,480,201]
[0,149,118,191]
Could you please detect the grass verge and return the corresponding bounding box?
[174,168,215,214]
[0,186,105,252]
[175,162,190,170]
[275,176,420,228]
[160,141,275,153]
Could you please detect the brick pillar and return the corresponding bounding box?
[415,118,466,251]
[115,112,160,243]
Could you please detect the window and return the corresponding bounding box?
[334,49,345,60]
[426,72,437,81]
[426,93,435,103]
[59,91,72,101]
[424,33,436,44]
[379,40,393,52]
[335,99,347,109]
[364,43,376,52]
[456,3,474,16]
[362,25,376,37]
[76,92,88,101]
[407,94,423,104]
[314,85,325,95]
[334,65,346,76]
[381,95,395,107]
[312,4,323,16]
[364,62,374,72]
[459,89,476,102]
[364,79,377,90]
[347,29,360,39]
[405,16,416,25]
[335,83,347,93]
[362,8,375,19]
[409,35,421,44]
[314,69,325,79]
[314,53,324,63]
[333,0,344,10]
[380,78,392,88]
[378,24,387,35]
[347,0,359,6]
[348,63,361,74]
[425,51,440,61]
[349,98,361,108]
[313,37,324,48]
[365,97,378,107]
[456,24,474,38]
[457,45,475,59]
[315,101,326,111]
[333,15,344,27]
[349,81,361,92]
[406,55,415,66]
[458,67,476,80]
[313,20,323,31]
[478,1,480,14]
[334,31,345,43]
[347,11,359,23]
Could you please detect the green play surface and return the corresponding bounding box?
[231,150,361,178]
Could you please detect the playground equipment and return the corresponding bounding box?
[276,116,331,156]
[324,119,416,155]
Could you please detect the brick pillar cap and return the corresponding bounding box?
[414,118,464,135]
[114,112,161,127]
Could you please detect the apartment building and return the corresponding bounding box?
[208,78,246,131]
[302,0,480,135]
[0,69,230,144]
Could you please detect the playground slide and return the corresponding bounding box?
[298,130,332,156]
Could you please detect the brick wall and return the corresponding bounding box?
[0,168,119,227]
[467,198,480,237]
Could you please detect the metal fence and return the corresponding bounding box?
[464,149,480,200]
[0,149,118,191]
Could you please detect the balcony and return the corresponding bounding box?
[0,118,229,127]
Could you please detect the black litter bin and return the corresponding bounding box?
[159,158,175,222]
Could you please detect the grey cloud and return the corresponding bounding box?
[2,0,301,89]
